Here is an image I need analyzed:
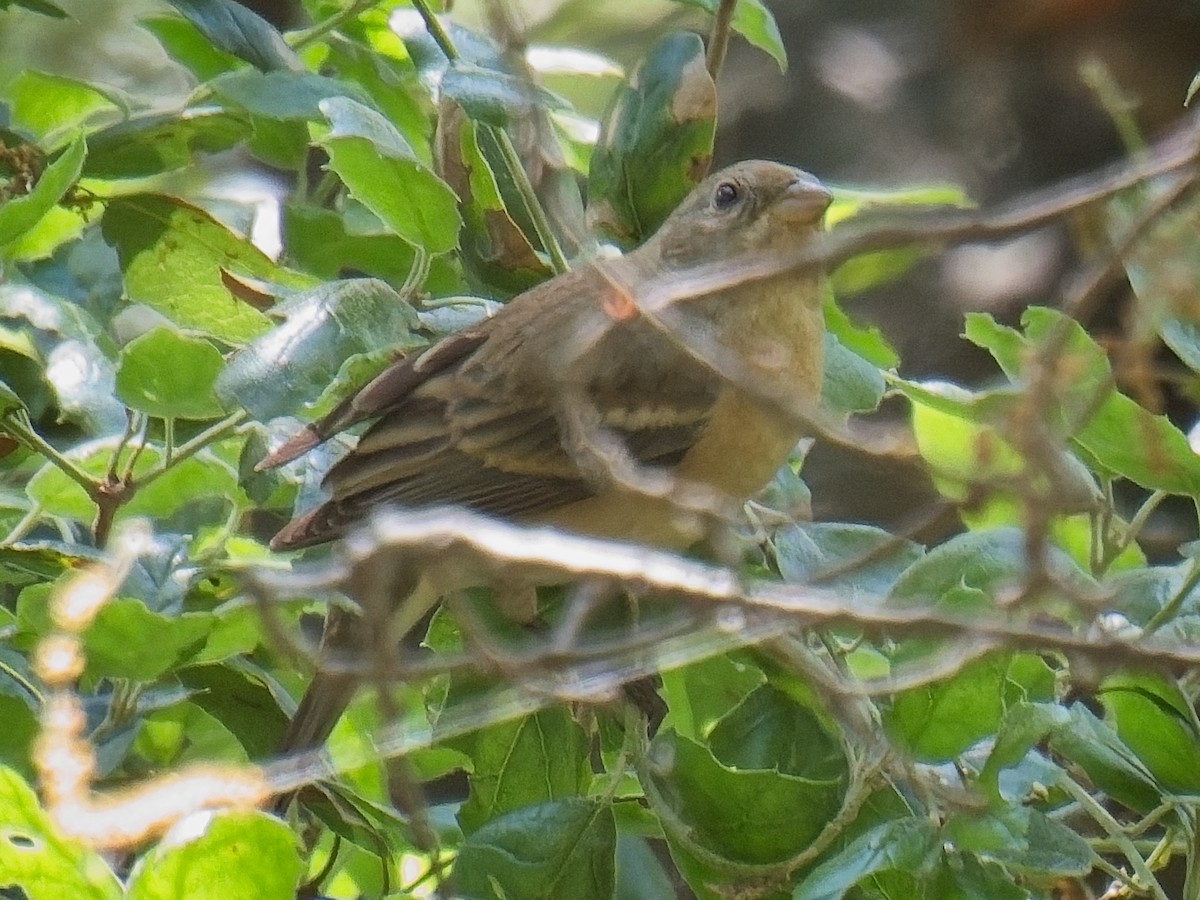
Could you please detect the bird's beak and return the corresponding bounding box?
[776,175,833,226]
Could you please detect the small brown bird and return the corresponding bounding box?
[265,160,832,752]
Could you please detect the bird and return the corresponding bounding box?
[262,159,833,754]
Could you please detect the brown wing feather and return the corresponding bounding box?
[270,265,726,550]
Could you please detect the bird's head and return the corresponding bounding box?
[644,160,832,271]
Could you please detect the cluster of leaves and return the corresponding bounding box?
[2,0,1200,898]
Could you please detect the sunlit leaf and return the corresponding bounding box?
[116,327,226,420]
[318,97,461,254]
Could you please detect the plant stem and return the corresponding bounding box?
[706,0,737,81]
[1062,774,1171,900]
[136,411,249,494]
[289,0,381,50]
[0,411,96,497]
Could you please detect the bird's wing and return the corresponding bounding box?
[270,269,724,549]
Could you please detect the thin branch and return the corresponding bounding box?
[706,0,737,81]
[288,0,380,50]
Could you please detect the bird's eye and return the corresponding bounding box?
[713,181,740,210]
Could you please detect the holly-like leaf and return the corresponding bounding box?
[101,194,309,345]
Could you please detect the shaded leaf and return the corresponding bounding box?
[139,14,242,81]
[210,70,363,121]
[774,521,923,605]
[163,0,300,72]
[84,108,250,179]
[453,798,615,900]
[647,719,846,864]
[0,0,68,18]
[587,32,715,245]
[454,707,592,836]
[793,817,939,900]
[822,332,885,415]
[943,807,1093,878]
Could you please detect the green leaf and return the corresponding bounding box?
[587,31,716,245]
[647,722,847,863]
[661,654,764,744]
[441,61,538,127]
[889,527,1097,610]
[318,97,461,254]
[0,134,85,252]
[0,377,27,415]
[116,327,226,420]
[83,108,250,179]
[3,71,120,146]
[773,521,923,605]
[884,654,1053,762]
[708,685,848,783]
[0,766,123,900]
[214,278,423,421]
[439,110,552,295]
[0,0,68,18]
[983,702,1162,814]
[454,707,592,837]
[821,332,885,415]
[82,601,214,681]
[139,14,242,81]
[322,35,432,165]
[669,0,787,72]
[210,70,362,121]
[162,0,301,72]
[792,817,940,900]
[101,194,293,344]
[943,807,1093,878]
[823,293,899,368]
[125,810,302,900]
[283,202,418,281]
[453,798,615,900]
[966,307,1200,495]
[1099,671,1200,794]
[178,663,290,759]
[27,440,242,522]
